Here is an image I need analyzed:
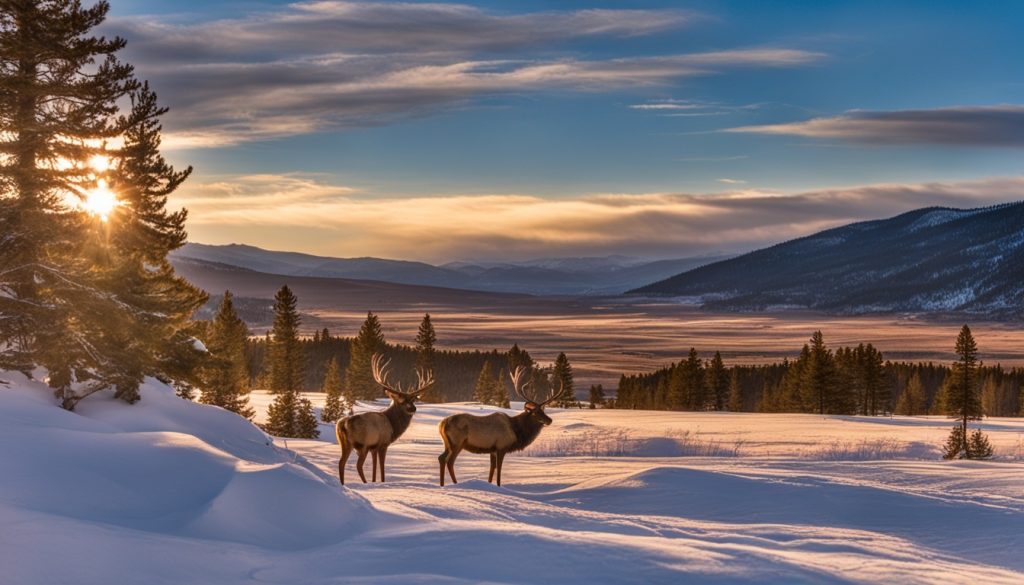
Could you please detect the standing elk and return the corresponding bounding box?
[437,366,566,486]
[336,353,433,485]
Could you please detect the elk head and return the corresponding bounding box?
[510,365,566,426]
[371,353,434,414]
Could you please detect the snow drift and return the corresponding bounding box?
[0,372,373,551]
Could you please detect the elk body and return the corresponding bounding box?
[336,354,433,485]
[438,366,566,486]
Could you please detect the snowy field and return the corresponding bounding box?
[3,377,1023,584]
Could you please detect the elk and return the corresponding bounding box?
[336,353,433,485]
[438,366,566,486]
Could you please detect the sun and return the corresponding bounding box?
[83,178,119,221]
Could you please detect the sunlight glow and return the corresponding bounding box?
[89,154,111,172]
[83,179,119,221]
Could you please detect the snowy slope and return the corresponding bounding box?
[634,202,1024,317]
[3,377,1023,584]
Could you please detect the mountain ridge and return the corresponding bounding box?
[631,201,1024,318]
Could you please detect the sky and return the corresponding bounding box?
[106,0,1024,262]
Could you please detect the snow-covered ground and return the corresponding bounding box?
[3,378,1023,584]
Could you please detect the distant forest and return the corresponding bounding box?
[239,317,1023,417]
[245,330,515,403]
[616,332,1023,417]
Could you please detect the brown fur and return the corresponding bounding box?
[437,404,551,487]
[337,354,433,486]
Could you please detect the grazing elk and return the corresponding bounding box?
[437,366,566,486]
[336,354,433,485]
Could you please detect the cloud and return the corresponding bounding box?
[103,2,823,147]
[174,174,1024,262]
[717,178,747,184]
[727,105,1024,147]
[109,3,696,60]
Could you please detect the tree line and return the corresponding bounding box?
[614,329,1023,419]
[192,285,582,437]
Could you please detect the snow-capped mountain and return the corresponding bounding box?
[632,202,1024,318]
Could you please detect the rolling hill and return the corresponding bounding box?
[172,243,724,295]
[632,202,1024,318]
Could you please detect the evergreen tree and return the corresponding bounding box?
[474,361,499,405]
[200,291,254,419]
[269,286,304,394]
[706,352,729,410]
[552,352,575,407]
[802,331,838,415]
[415,313,440,402]
[948,325,982,434]
[264,286,315,437]
[943,325,987,458]
[0,1,205,409]
[727,369,743,412]
[894,372,926,416]
[320,357,345,422]
[588,384,605,409]
[296,397,320,439]
[96,83,207,404]
[345,312,386,401]
[967,429,993,459]
[682,348,704,410]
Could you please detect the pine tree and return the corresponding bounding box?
[802,331,837,415]
[948,325,981,434]
[345,312,386,401]
[588,384,605,409]
[493,367,510,408]
[200,291,254,419]
[320,357,345,423]
[96,83,207,404]
[682,348,704,410]
[474,361,497,405]
[296,398,320,439]
[552,352,575,407]
[967,429,993,459]
[0,1,205,409]
[894,373,926,416]
[264,286,315,437]
[415,313,440,402]
[706,352,729,410]
[943,325,988,458]
[727,369,743,412]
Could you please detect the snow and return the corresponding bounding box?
[189,337,208,353]
[3,377,1023,584]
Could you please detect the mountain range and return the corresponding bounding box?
[170,243,727,296]
[632,202,1024,318]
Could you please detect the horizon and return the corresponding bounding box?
[103,0,1024,263]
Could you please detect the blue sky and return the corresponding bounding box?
[107,1,1024,261]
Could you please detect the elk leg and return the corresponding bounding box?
[339,442,353,486]
[356,448,369,483]
[495,451,506,486]
[378,445,388,483]
[446,447,460,484]
[438,450,448,486]
[488,452,496,483]
[372,449,378,482]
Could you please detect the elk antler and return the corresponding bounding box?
[372,353,434,397]
[510,365,536,403]
[371,353,402,394]
[409,367,435,397]
[538,379,567,407]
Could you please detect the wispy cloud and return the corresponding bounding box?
[104,2,824,147]
[109,3,697,59]
[717,178,747,184]
[727,105,1024,147]
[175,174,1024,262]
